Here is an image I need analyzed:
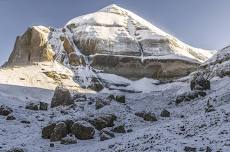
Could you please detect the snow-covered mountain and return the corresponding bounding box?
[5,4,215,91]
[1,4,230,152]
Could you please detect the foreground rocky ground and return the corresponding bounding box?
[0,69,229,152]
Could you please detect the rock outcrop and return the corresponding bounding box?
[6,26,54,66]
[51,86,73,107]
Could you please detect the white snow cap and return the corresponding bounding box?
[66,4,214,63]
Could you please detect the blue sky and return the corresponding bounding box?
[1,0,230,65]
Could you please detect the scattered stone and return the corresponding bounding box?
[160,109,170,117]
[115,95,125,103]
[0,105,13,116]
[100,132,112,141]
[90,114,117,130]
[6,114,16,120]
[190,75,210,90]
[184,146,197,152]
[107,95,115,100]
[71,121,95,140]
[50,122,68,142]
[43,71,68,81]
[95,98,109,110]
[197,91,207,97]
[7,147,25,152]
[112,125,126,133]
[50,143,54,147]
[20,120,30,124]
[51,86,73,107]
[25,102,39,110]
[100,128,115,141]
[87,77,104,92]
[60,136,77,145]
[206,146,212,152]
[127,129,133,133]
[205,99,215,113]
[39,102,48,110]
[135,111,157,121]
[42,123,56,139]
[175,91,204,104]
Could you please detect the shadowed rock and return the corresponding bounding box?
[51,86,73,107]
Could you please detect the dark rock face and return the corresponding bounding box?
[91,55,199,80]
[160,109,170,117]
[90,114,117,130]
[71,121,95,140]
[51,86,73,107]
[6,26,54,66]
[190,75,210,90]
[50,122,68,142]
[135,111,157,122]
[0,105,13,116]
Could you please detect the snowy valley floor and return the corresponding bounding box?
[0,64,230,152]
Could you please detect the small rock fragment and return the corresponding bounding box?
[160,109,170,117]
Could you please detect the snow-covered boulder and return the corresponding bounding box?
[71,121,95,140]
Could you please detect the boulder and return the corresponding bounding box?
[6,114,16,120]
[115,95,126,103]
[184,146,197,152]
[175,91,200,104]
[39,102,48,110]
[87,77,104,92]
[160,109,170,117]
[60,136,77,145]
[42,123,56,139]
[25,102,39,110]
[71,121,95,140]
[68,52,82,66]
[190,75,210,90]
[51,86,73,107]
[0,105,13,116]
[107,95,115,100]
[95,98,109,110]
[100,128,115,141]
[6,26,54,66]
[135,111,157,121]
[50,122,68,142]
[90,114,117,130]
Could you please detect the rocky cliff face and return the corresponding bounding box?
[6,26,54,66]
[5,4,214,89]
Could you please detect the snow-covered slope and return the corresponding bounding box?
[66,4,213,62]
